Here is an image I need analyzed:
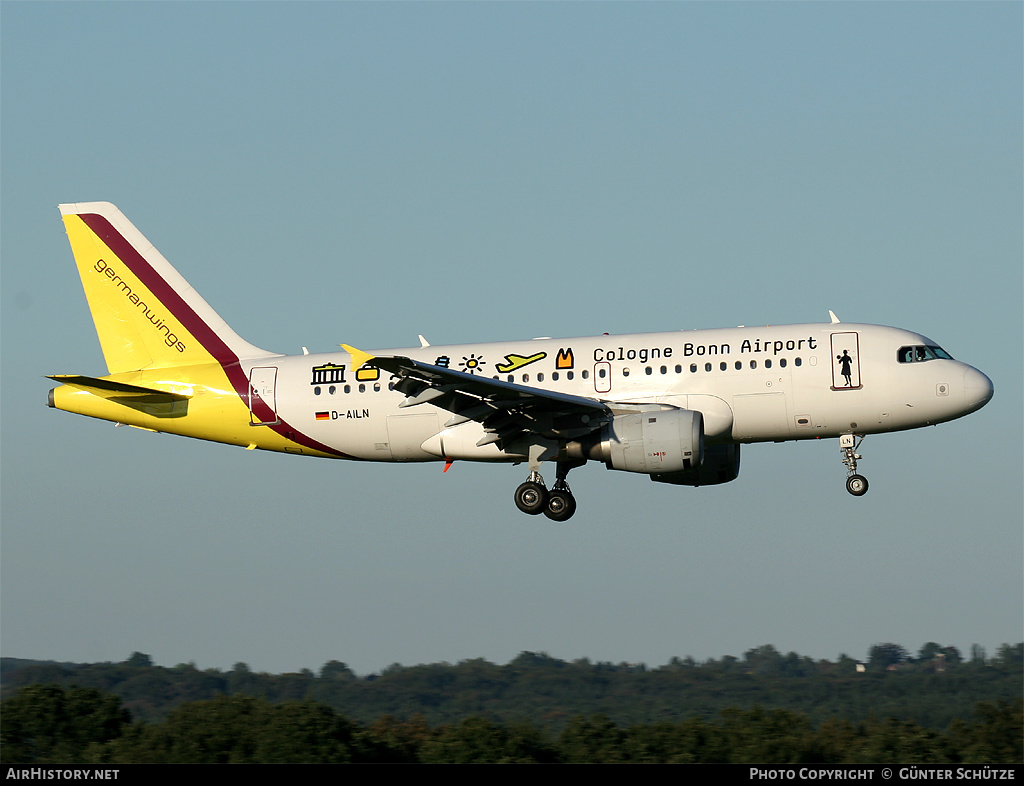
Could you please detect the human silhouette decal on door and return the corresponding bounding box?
[830,333,862,390]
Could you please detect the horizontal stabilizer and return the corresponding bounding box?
[48,375,191,400]
[48,375,190,418]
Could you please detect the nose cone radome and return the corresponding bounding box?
[962,366,994,414]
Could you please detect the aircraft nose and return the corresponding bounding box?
[962,366,993,414]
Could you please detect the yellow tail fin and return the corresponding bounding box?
[59,202,273,373]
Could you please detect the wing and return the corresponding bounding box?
[343,346,610,450]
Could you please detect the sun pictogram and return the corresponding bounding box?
[459,354,485,375]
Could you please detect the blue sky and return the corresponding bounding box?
[2,2,1020,675]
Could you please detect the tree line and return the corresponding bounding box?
[1,684,1020,763]
[2,642,1019,733]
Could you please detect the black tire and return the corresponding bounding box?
[514,481,548,515]
[544,490,577,522]
[846,474,869,496]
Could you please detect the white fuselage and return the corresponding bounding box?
[245,322,992,463]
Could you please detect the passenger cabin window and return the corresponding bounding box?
[898,345,953,363]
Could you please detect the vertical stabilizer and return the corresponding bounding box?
[59,202,275,373]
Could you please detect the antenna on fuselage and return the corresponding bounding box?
[828,311,841,324]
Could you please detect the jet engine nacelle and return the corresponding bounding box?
[588,408,705,475]
[650,443,741,487]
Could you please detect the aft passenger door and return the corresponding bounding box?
[248,366,280,425]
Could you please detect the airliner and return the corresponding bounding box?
[48,202,994,521]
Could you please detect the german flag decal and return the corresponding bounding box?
[315,411,330,421]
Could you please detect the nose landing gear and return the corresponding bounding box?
[840,434,869,496]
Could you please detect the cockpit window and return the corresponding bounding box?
[897,345,954,363]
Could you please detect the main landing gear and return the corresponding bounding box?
[514,459,582,521]
[840,434,869,496]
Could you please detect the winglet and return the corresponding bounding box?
[341,344,375,371]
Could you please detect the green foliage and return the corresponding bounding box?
[558,714,629,763]
[319,660,355,681]
[868,642,911,671]
[99,695,371,763]
[2,686,1021,763]
[948,700,1024,764]
[850,717,957,763]
[717,706,819,763]
[918,642,943,662]
[2,642,1020,762]
[421,716,557,763]
[0,684,130,763]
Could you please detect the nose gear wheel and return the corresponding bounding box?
[840,434,869,496]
